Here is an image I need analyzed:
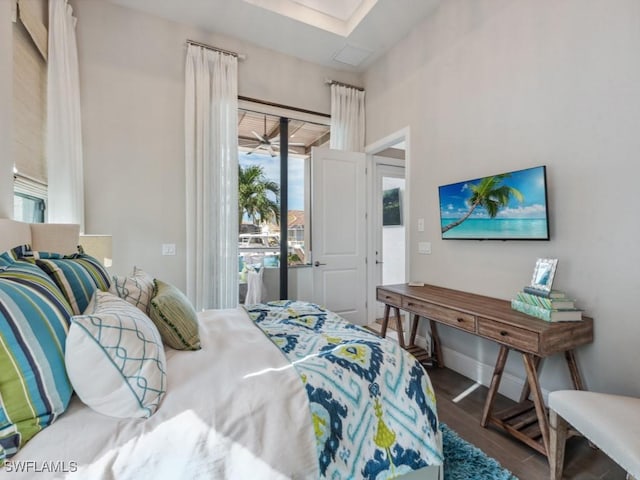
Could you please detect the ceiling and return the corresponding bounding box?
[238,109,329,157]
[105,0,441,71]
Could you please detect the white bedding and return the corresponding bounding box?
[1,308,319,479]
[0,219,441,479]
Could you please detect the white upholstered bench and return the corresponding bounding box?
[549,390,640,480]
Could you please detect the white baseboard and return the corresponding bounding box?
[440,346,524,402]
[402,332,549,404]
[439,345,550,403]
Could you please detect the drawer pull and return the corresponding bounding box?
[407,302,415,307]
[500,330,509,337]
[385,295,392,300]
[456,317,464,323]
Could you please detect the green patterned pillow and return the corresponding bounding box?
[24,252,111,315]
[149,280,201,350]
[0,261,74,465]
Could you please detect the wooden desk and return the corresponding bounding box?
[376,283,594,459]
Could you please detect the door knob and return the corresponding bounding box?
[314,261,327,267]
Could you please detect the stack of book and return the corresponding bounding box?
[511,289,583,322]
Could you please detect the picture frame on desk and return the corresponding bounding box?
[527,258,558,295]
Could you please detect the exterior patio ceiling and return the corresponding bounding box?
[238,109,330,157]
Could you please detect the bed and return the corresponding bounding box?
[0,219,442,479]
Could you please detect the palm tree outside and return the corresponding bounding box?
[238,164,280,227]
[441,174,524,233]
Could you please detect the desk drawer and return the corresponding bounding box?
[403,298,476,332]
[377,290,402,307]
[477,317,539,353]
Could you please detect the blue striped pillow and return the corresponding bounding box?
[0,260,75,320]
[26,252,111,315]
[0,262,74,464]
[0,245,30,268]
[0,252,12,268]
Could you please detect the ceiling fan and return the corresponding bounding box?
[247,115,305,157]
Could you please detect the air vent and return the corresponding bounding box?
[332,44,372,66]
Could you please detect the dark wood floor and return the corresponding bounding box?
[427,366,627,480]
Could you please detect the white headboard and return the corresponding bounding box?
[0,219,80,254]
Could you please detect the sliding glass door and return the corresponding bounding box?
[238,111,282,303]
[237,106,328,303]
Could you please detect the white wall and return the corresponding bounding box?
[5,0,637,397]
[365,0,640,396]
[69,0,361,290]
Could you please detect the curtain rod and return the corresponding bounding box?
[186,39,246,60]
[325,79,364,91]
[238,96,330,119]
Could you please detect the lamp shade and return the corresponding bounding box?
[79,234,112,267]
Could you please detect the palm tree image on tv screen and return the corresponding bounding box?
[438,166,549,240]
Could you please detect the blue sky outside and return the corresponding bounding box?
[439,166,547,219]
[239,151,305,211]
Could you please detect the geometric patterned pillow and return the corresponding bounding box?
[25,252,111,315]
[0,267,74,464]
[65,291,166,418]
[149,279,201,351]
[110,267,154,314]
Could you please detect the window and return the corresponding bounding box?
[13,1,48,222]
[14,192,45,223]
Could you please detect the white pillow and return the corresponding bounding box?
[65,291,167,418]
[110,266,154,314]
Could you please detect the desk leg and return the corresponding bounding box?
[380,304,390,339]
[429,320,444,368]
[523,352,551,457]
[519,356,542,403]
[481,345,509,427]
[565,350,585,391]
[408,314,420,345]
[393,307,406,348]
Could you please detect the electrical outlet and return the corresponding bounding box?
[418,242,431,254]
[162,244,176,256]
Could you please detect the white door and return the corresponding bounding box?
[311,147,367,324]
[374,165,406,319]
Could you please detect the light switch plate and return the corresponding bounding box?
[417,218,425,232]
[162,244,176,256]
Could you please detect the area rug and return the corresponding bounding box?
[441,423,518,480]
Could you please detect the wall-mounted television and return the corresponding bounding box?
[438,165,550,240]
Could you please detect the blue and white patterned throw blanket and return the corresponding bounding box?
[244,301,443,479]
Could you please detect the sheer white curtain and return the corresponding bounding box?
[185,45,239,310]
[329,84,365,152]
[47,0,84,228]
